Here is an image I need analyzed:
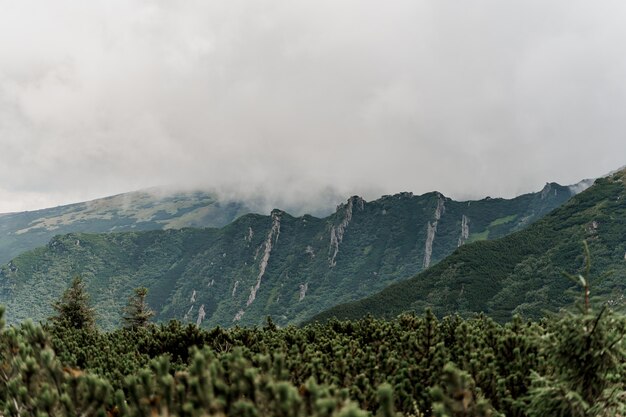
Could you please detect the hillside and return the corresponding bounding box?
[0,182,576,328]
[0,189,254,265]
[312,170,626,323]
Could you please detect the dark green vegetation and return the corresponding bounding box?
[0,183,574,328]
[314,170,626,324]
[122,287,156,329]
[0,189,254,265]
[1,291,625,416]
[49,276,96,331]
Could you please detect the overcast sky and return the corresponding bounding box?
[1,1,625,213]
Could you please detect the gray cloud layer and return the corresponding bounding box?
[1,1,625,213]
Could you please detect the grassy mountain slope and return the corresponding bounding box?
[312,171,626,324]
[0,189,254,265]
[0,182,576,328]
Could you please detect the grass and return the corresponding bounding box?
[467,230,489,243]
[489,214,518,227]
[466,215,518,243]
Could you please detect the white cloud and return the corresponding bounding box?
[0,0,625,213]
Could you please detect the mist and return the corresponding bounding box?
[1,1,625,213]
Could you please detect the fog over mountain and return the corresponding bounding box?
[1,1,626,213]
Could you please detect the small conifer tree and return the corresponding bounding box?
[49,276,96,330]
[526,242,626,417]
[122,287,155,329]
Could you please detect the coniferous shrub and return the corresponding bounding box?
[526,243,626,417]
[525,307,626,417]
[0,307,111,416]
[3,245,626,416]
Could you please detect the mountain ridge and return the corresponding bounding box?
[0,189,256,266]
[0,179,579,328]
[311,169,626,323]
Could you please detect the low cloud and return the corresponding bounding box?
[1,1,625,213]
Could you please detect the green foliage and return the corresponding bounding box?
[3,175,624,416]
[526,255,626,417]
[430,363,496,417]
[315,172,626,323]
[0,184,574,329]
[0,307,112,416]
[43,310,545,415]
[2,296,626,416]
[49,276,96,331]
[526,309,626,417]
[122,287,155,329]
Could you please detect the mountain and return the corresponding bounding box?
[0,180,578,328]
[0,189,257,265]
[311,170,626,324]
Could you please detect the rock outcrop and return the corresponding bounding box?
[423,194,446,268]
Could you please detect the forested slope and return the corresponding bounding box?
[313,170,626,323]
[0,182,573,328]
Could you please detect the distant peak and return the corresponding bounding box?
[567,164,626,194]
[607,165,626,176]
[568,178,595,195]
[611,166,626,181]
[540,182,553,199]
[335,196,365,213]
